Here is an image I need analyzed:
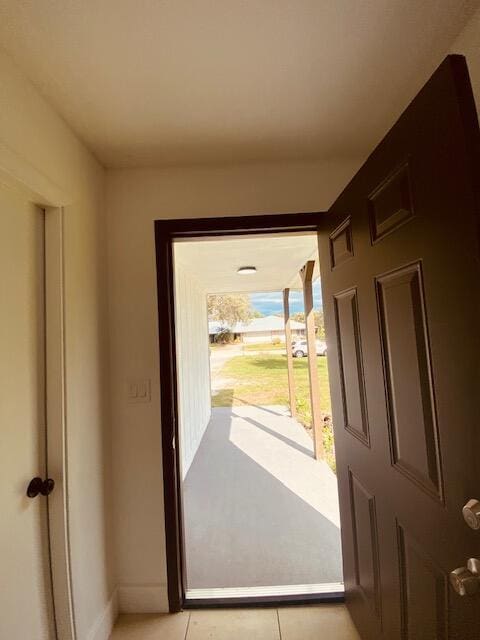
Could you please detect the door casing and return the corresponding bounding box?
[45,209,76,640]
[154,212,337,611]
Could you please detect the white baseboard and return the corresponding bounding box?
[86,589,119,640]
[118,583,168,614]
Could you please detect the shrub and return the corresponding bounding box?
[295,399,336,473]
[322,416,336,474]
[214,329,234,344]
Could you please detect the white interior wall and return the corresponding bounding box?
[106,159,363,612]
[0,49,114,640]
[174,260,211,478]
[451,3,480,95]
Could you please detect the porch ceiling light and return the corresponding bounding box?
[237,266,257,275]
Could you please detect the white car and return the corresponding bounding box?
[292,338,327,358]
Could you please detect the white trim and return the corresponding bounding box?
[45,209,76,640]
[186,582,344,600]
[117,584,169,613]
[86,590,118,640]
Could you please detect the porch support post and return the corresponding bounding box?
[301,260,324,460]
[283,288,296,419]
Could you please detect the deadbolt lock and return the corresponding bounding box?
[462,499,480,530]
[450,558,480,596]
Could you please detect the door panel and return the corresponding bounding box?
[397,523,448,640]
[318,55,480,639]
[333,287,370,445]
[376,262,442,500]
[349,469,382,619]
[0,184,55,639]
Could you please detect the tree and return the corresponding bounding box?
[315,310,325,338]
[291,310,325,338]
[291,311,305,323]
[214,328,234,344]
[207,294,253,326]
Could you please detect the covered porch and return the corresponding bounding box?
[183,405,343,593]
[174,231,343,596]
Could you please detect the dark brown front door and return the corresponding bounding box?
[318,55,480,639]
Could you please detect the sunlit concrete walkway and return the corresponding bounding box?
[183,405,343,590]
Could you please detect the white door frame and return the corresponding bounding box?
[0,142,76,640]
[45,209,76,640]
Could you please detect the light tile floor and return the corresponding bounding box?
[110,605,361,640]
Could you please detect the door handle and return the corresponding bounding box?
[26,477,55,498]
[462,499,480,530]
[450,558,480,596]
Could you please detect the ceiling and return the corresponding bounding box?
[0,1,477,168]
[174,233,319,293]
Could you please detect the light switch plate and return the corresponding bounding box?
[126,378,151,403]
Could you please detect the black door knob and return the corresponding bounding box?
[27,477,55,498]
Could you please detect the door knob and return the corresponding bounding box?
[450,558,480,596]
[26,477,55,498]
[462,499,480,530]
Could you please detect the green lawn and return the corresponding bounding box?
[243,342,285,351]
[210,342,285,351]
[212,354,335,471]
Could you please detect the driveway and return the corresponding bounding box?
[210,344,244,374]
[210,344,244,395]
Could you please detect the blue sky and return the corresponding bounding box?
[249,280,322,315]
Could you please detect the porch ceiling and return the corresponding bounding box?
[0,2,476,168]
[174,233,319,293]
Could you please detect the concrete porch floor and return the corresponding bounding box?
[183,405,343,590]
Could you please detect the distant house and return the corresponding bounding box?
[209,315,307,344]
[233,315,306,343]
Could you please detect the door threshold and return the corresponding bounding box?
[184,582,344,608]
